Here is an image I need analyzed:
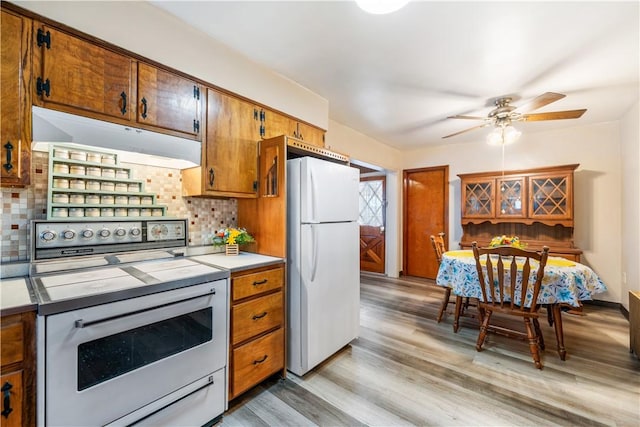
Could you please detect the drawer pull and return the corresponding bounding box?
[253,279,268,286]
[252,311,268,320]
[1,382,13,419]
[253,355,268,365]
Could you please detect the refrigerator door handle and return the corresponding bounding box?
[310,167,317,223]
[310,224,319,282]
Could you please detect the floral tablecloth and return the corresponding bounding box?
[435,250,607,307]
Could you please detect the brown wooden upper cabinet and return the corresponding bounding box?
[1,9,32,187]
[262,108,325,147]
[182,89,258,198]
[458,164,578,227]
[33,25,134,121]
[137,63,202,139]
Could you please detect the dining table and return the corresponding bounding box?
[435,249,608,360]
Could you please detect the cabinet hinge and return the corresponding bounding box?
[37,29,51,49]
[193,119,200,133]
[253,181,258,192]
[3,141,14,172]
[259,109,266,122]
[259,124,265,138]
[254,108,259,121]
[36,77,51,97]
[193,86,200,100]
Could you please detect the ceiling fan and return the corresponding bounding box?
[443,92,587,139]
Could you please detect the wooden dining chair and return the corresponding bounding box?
[471,242,550,369]
[432,233,453,323]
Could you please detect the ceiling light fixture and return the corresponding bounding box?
[486,122,521,146]
[355,0,410,15]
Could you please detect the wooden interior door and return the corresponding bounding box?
[359,176,386,273]
[403,166,448,279]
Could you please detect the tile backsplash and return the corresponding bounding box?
[1,151,236,263]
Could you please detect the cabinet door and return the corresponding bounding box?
[35,25,133,120]
[204,89,258,195]
[496,176,526,218]
[262,109,293,139]
[137,63,201,138]
[295,122,325,147]
[0,370,23,427]
[1,10,31,187]
[461,178,495,219]
[528,172,573,221]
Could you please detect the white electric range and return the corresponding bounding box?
[30,219,229,427]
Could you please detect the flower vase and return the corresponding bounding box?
[225,244,239,256]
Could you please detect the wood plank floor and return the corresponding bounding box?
[221,273,640,426]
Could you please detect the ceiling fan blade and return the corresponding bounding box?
[447,114,486,120]
[522,109,587,121]
[442,124,489,139]
[518,92,566,113]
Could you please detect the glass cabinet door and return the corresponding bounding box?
[497,177,526,218]
[528,173,572,220]
[462,178,495,218]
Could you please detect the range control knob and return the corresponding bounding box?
[98,228,111,238]
[62,229,76,240]
[114,228,127,238]
[81,229,94,239]
[130,227,141,237]
[40,230,57,242]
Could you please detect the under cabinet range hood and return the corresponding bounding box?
[32,106,201,168]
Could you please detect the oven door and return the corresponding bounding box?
[44,280,228,426]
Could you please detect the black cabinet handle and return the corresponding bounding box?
[253,355,268,365]
[120,92,127,115]
[252,279,268,286]
[3,141,13,172]
[1,382,13,419]
[252,311,268,320]
[141,97,148,119]
[208,168,215,187]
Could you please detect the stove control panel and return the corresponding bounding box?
[35,221,144,248]
[32,219,189,261]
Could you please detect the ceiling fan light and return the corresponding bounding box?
[503,125,522,144]
[355,0,410,14]
[486,125,521,145]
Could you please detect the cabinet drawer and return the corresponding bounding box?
[232,328,284,397]
[0,370,23,427]
[1,322,23,366]
[232,292,283,345]
[232,267,284,301]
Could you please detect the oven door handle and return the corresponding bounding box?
[74,289,216,329]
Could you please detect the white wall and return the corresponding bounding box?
[620,101,640,310]
[401,122,623,304]
[15,0,329,129]
[327,119,403,277]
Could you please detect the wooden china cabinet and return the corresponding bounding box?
[458,164,581,261]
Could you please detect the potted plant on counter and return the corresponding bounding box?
[212,227,255,255]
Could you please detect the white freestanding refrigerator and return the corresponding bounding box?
[287,156,360,376]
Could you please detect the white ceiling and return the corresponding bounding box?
[150,1,639,150]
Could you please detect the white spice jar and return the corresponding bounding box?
[86,194,100,204]
[100,195,115,205]
[140,208,152,217]
[68,207,84,217]
[151,208,163,217]
[69,179,86,190]
[70,165,86,175]
[115,195,128,205]
[100,208,114,217]
[116,170,129,179]
[86,180,101,190]
[101,182,115,192]
[70,151,87,161]
[52,207,68,217]
[101,168,115,178]
[127,208,140,217]
[53,163,69,174]
[86,152,102,163]
[115,183,128,192]
[141,196,153,205]
[53,178,69,189]
[115,208,127,217]
[52,193,69,204]
[101,154,116,165]
[85,208,100,217]
[86,167,102,177]
[69,194,85,204]
[54,148,69,159]
[128,183,139,193]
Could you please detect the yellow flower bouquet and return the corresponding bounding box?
[488,235,526,249]
[212,227,255,246]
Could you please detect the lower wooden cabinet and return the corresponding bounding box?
[228,264,285,400]
[630,291,640,359]
[0,310,35,426]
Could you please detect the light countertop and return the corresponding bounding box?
[189,252,284,273]
[1,276,37,316]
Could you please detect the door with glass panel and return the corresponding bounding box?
[359,176,386,273]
